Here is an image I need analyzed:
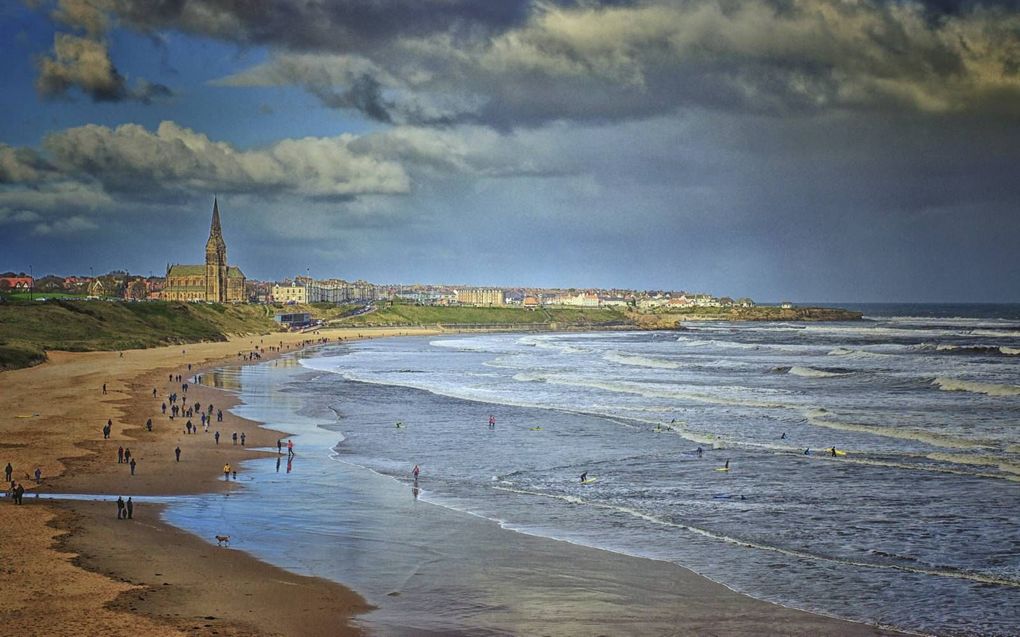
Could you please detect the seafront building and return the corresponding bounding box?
[456,288,505,306]
[163,199,246,302]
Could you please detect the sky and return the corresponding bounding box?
[1,0,1019,302]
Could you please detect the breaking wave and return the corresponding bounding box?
[933,377,1020,397]
[603,351,680,369]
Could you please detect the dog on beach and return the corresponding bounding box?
[215,535,230,547]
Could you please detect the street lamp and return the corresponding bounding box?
[29,264,33,301]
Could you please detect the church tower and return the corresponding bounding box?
[205,198,228,302]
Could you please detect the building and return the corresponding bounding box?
[274,312,312,328]
[163,199,246,302]
[556,292,600,307]
[0,276,33,290]
[272,284,307,304]
[456,288,505,306]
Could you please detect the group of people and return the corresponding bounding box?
[5,462,27,503]
[116,496,134,519]
[116,446,138,475]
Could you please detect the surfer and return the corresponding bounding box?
[396,421,403,428]
[804,448,810,455]
[696,447,703,458]
[831,446,837,457]
[780,432,786,439]
[580,471,588,483]
[412,464,420,480]
[724,459,730,470]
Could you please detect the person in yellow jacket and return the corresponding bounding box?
[223,463,231,480]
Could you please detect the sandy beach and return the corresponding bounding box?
[2,327,901,636]
[0,328,434,637]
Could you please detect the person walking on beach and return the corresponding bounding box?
[102,383,107,395]
[126,497,133,519]
[161,402,166,415]
[277,439,282,454]
[102,422,110,439]
[215,431,220,445]
[186,420,192,435]
[4,463,12,482]
[217,409,223,422]
[287,439,294,457]
[412,464,420,480]
[153,388,157,399]
[34,467,41,484]
[175,446,181,462]
[129,458,137,476]
[117,496,125,519]
[232,432,238,446]
[124,448,131,464]
[13,482,24,504]
[146,418,153,432]
[117,446,124,464]
[223,463,231,480]
[240,432,245,446]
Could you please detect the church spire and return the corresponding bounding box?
[210,196,222,239]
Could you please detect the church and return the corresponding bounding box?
[163,199,246,302]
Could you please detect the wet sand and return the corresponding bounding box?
[0,328,435,637]
[1,326,903,636]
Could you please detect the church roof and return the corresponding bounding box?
[167,264,245,278]
[167,264,205,276]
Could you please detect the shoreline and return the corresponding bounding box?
[3,326,901,636]
[0,327,438,637]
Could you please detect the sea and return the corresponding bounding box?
[172,303,1020,636]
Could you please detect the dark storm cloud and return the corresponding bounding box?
[210,0,1020,127]
[97,0,533,52]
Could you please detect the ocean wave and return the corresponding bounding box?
[429,339,500,352]
[491,485,1020,589]
[676,337,760,350]
[783,366,851,379]
[934,344,1016,356]
[970,329,1020,338]
[826,347,894,360]
[803,409,993,451]
[925,452,1020,476]
[518,335,588,354]
[537,375,794,410]
[603,351,680,369]
[932,377,1020,397]
[1000,347,1020,356]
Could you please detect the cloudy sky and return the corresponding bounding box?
[1,0,1018,302]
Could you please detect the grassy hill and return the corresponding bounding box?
[330,302,629,327]
[0,299,279,370]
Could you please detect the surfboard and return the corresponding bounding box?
[715,467,730,472]
[832,449,847,456]
[529,426,543,431]
[581,477,598,484]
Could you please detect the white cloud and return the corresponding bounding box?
[43,121,411,197]
[31,215,99,236]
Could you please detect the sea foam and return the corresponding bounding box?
[933,377,1020,397]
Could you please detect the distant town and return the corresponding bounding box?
[0,200,774,312]
[0,270,763,311]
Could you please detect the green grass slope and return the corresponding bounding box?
[0,300,279,370]
[331,303,629,327]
